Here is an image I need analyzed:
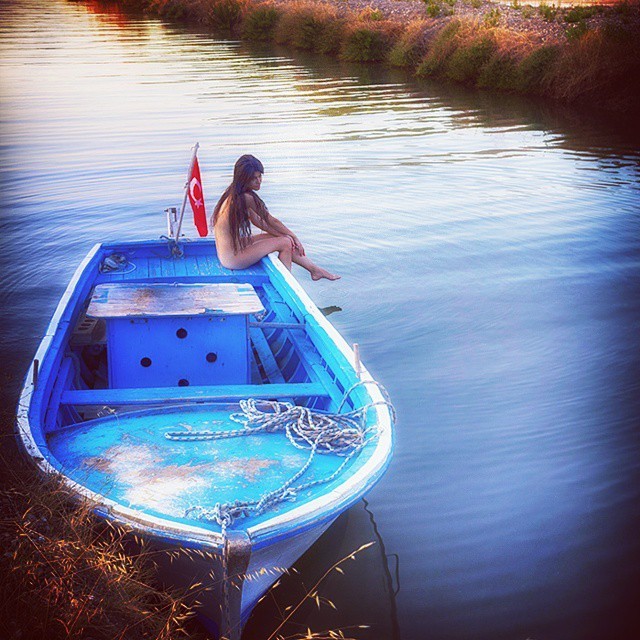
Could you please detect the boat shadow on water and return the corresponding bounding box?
[243,498,401,640]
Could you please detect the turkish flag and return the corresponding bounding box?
[188,157,208,237]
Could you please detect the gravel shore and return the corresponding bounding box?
[269,0,638,44]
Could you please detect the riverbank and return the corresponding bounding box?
[0,444,209,640]
[107,0,640,114]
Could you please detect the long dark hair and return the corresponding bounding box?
[212,154,269,252]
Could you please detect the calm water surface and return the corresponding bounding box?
[1,1,639,639]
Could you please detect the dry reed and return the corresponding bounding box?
[0,468,208,640]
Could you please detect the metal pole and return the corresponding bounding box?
[174,142,199,241]
[164,207,178,238]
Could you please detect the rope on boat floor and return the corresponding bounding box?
[164,380,396,528]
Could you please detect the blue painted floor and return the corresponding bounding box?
[47,403,351,531]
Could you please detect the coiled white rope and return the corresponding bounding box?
[165,381,395,528]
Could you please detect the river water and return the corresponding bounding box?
[1,1,639,639]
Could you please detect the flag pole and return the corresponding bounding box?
[174,142,199,240]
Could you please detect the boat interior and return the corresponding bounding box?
[38,241,374,531]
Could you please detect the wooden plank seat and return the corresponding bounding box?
[60,382,328,406]
[87,282,265,318]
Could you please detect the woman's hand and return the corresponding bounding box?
[289,234,305,256]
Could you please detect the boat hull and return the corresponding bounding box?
[146,515,336,636]
[15,239,394,637]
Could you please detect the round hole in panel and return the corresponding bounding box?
[140,357,152,368]
[206,352,218,363]
[178,379,190,387]
[176,328,188,339]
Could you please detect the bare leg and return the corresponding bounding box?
[219,234,292,270]
[219,233,339,280]
[292,248,340,281]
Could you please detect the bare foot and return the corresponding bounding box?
[311,267,340,281]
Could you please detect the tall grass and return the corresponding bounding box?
[242,3,282,41]
[538,2,559,21]
[0,470,207,640]
[204,0,246,33]
[549,25,640,110]
[341,20,401,62]
[416,18,462,76]
[261,541,377,640]
[446,33,496,82]
[146,0,202,20]
[388,19,434,68]
[514,43,558,94]
[0,454,379,640]
[273,2,344,54]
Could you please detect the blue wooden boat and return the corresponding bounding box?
[16,239,394,638]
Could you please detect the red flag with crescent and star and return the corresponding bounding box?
[188,156,207,237]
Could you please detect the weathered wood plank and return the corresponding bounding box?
[160,256,176,278]
[148,257,163,279]
[86,283,264,318]
[172,257,188,278]
[207,253,230,277]
[185,254,201,277]
[123,256,146,280]
[196,255,213,276]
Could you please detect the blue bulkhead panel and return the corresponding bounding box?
[107,315,250,388]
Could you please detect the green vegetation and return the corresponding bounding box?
[206,0,244,31]
[483,7,501,27]
[274,3,343,54]
[424,0,441,18]
[564,5,599,23]
[342,24,396,62]
[538,2,558,22]
[516,44,558,93]
[242,4,281,41]
[388,20,430,68]
[520,5,535,19]
[446,34,496,82]
[147,0,195,20]
[565,19,590,41]
[104,0,640,113]
[422,0,454,18]
[416,18,461,76]
[359,7,384,21]
[478,52,519,90]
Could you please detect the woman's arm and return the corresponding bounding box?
[246,195,305,255]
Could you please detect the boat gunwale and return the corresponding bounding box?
[16,239,394,550]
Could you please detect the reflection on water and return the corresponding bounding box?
[1,1,639,639]
[244,499,402,639]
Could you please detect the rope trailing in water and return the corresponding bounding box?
[165,380,395,528]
